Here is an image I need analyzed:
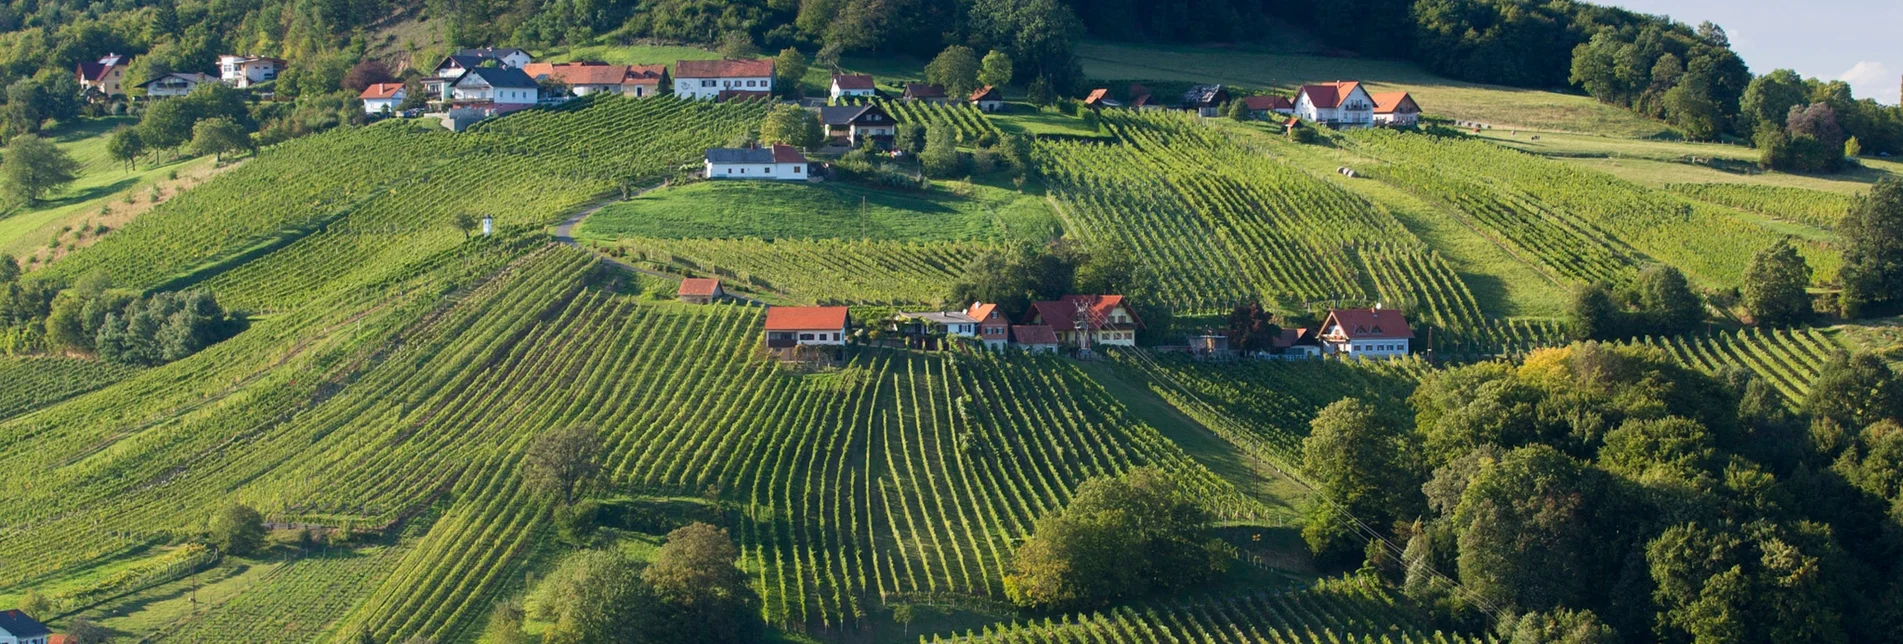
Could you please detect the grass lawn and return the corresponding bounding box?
[0,116,220,265]
[1075,41,1671,138]
[1476,129,1903,195]
[546,43,723,66]
[989,103,1114,139]
[578,179,1058,243]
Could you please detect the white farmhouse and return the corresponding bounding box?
[219,55,285,88]
[456,47,533,70]
[359,82,406,115]
[1371,91,1422,126]
[705,145,808,181]
[830,74,876,101]
[1317,307,1412,358]
[674,59,774,100]
[0,610,50,644]
[451,66,539,112]
[764,307,849,347]
[137,72,215,98]
[1294,81,1375,127]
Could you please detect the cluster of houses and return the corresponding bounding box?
[1083,80,1420,128]
[73,52,287,100]
[675,278,1414,360]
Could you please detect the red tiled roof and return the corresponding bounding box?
[1242,95,1293,111]
[521,62,634,86]
[903,83,945,99]
[626,64,667,82]
[1012,324,1059,345]
[833,74,875,90]
[1370,91,1419,114]
[970,85,1003,102]
[771,144,807,164]
[1084,88,1112,105]
[1322,308,1413,340]
[1297,81,1363,109]
[678,278,721,297]
[765,306,849,331]
[1029,295,1140,332]
[359,82,404,99]
[965,302,1001,323]
[1271,327,1316,349]
[676,58,773,79]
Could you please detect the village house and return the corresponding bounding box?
[1371,91,1422,126]
[75,53,128,98]
[1317,307,1412,358]
[450,66,539,112]
[676,278,726,304]
[815,104,896,147]
[425,49,535,100]
[1294,81,1375,128]
[902,83,947,102]
[674,59,774,100]
[830,74,876,101]
[1028,294,1141,348]
[895,311,979,337]
[970,86,1005,112]
[522,62,670,97]
[967,302,1010,348]
[1271,327,1323,358]
[359,83,406,115]
[218,55,285,88]
[705,144,808,180]
[457,48,533,69]
[764,306,849,348]
[1241,95,1295,119]
[1083,88,1121,109]
[0,610,50,644]
[1011,325,1061,353]
[1181,84,1229,116]
[136,72,214,98]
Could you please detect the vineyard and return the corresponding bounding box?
[157,542,413,643]
[848,97,1003,143]
[1344,130,1840,288]
[0,356,139,421]
[597,237,985,305]
[924,576,1482,644]
[1666,183,1854,230]
[1635,326,1839,405]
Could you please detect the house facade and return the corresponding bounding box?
[137,72,214,98]
[896,311,979,337]
[967,302,1010,348]
[0,610,50,644]
[457,48,533,69]
[674,59,774,100]
[75,53,128,97]
[1028,294,1141,348]
[815,104,896,146]
[623,65,668,97]
[451,67,538,111]
[1295,81,1375,127]
[677,278,726,304]
[219,55,284,88]
[1317,307,1412,358]
[521,62,667,97]
[764,307,849,347]
[1181,84,1229,116]
[830,74,876,101]
[425,49,533,100]
[1371,91,1421,126]
[1011,325,1060,353]
[705,145,808,181]
[359,83,406,114]
[970,86,1005,112]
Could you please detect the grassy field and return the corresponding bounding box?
[1075,42,1671,138]
[0,117,220,265]
[1476,128,1903,195]
[578,179,1058,243]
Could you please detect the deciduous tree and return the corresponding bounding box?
[190,116,251,162]
[641,523,763,644]
[524,425,601,504]
[978,50,1014,89]
[1839,178,1903,316]
[925,45,980,98]
[1741,237,1811,326]
[208,503,266,556]
[1,134,81,205]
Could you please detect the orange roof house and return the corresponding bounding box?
[764,306,850,348]
[677,278,725,304]
[1317,307,1413,358]
[1370,91,1422,125]
[1294,81,1377,127]
[359,82,405,100]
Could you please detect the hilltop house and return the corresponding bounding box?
[522,62,669,97]
[1241,95,1295,119]
[219,55,285,88]
[674,59,774,100]
[425,49,534,99]
[1011,325,1061,353]
[1028,294,1141,348]
[137,72,214,98]
[1371,91,1421,126]
[830,74,876,100]
[705,145,808,180]
[450,66,539,112]
[75,53,128,98]
[816,104,896,146]
[1181,84,1229,116]
[764,307,849,347]
[970,86,1005,112]
[0,610,50,644]
[359,83,406,115]
[902,83,946,102]
[1317,307,1412,358]
[677,278,726,304]
[1294,81,1375,127]
[967,302,1011,348]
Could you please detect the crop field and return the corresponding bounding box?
[0,356,140,421]
[1667,183,1854,230]
[155,542,413,643]
[927,576,1482,644]
[599,237,984,305]
[852,97,1002,143]
[1636,326,1839,405]
[580,180,1057,243]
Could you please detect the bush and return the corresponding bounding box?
[209,503,266,556]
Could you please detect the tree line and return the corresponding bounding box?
[1,258,240,365]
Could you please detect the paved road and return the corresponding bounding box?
[551,194,769,306]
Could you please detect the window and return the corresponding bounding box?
[702,80,715,87]
[793,166,801,173]
[763,166,772,173]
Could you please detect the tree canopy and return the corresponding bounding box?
[1,134,81,205]
[1003,467,1231,611]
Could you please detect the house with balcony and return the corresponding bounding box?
[75,53,129,98]
[1316,307,1412,358]
[1294,81,1375,127]
[674,59,774,100]
[219,55,285,88]
[137,72,214,98]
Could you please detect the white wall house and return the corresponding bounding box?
[1029,295,1141,348]
[1294,81,1375,127]
[674,59,774,100]
[137,72,214,98]
[451,67,538,111]
[359,83,406,115]
[897,311,980,337]
[219,55,284,88]
[764,307,849,347]
[1317,308,1412,358]
[830,74,876,101]
[0,610,51,644]
[457,47,532,70]
[705,145,808,181]
[1371,91,1422,126]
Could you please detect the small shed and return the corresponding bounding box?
[902,83,947,102]
[677,278,726,304]
[1083,88,1121,109]
[970,85,1005,112]
[1181,84,1230,116]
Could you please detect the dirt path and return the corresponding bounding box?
[551,193,771,306]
